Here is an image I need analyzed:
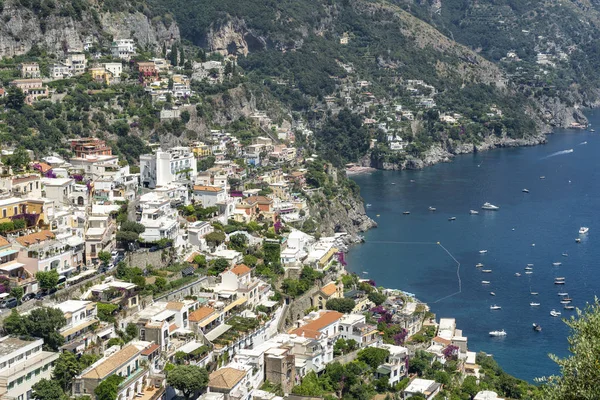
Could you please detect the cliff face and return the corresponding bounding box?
[0,2,178,58]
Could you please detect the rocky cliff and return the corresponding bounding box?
[0,1,178,58]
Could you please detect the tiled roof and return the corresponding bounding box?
[140,343,160,356]
[209,367,246,390]
[229,264,251,276]
[189,306,215,322]
[169,324,177,333]
[0,236,9,247]
[320,282,338,297]
[245,195,273,204]
[81,344,140,380]
[166,302,185,311]
[432,336,451,345]
[16,230,55,246]
[193,185,223,192]
[290,311,344,339]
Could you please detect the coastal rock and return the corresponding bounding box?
[205,19,266,56]
[536,95,587,129]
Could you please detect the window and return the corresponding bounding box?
[2,209,6,218]
[13,206,18,215]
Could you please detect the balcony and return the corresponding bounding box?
[118,367,147,390]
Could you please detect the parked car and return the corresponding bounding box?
[0,298,18,309]
[21,293,36,302]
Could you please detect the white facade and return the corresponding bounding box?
[65,53,87,75]
[103,62,123,78]
[141,147,197,189]
[111,39,136,60]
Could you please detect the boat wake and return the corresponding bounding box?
[579,141,588,145]
[542,148,574,159]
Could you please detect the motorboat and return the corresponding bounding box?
[362,271,368,275]
[540,176,546,179]
[590,129,596,132]
[490,305,501,310]
[527,263,534,267]
[555,279,566,285]
[448,217,456,221]
[366,204,372,208]
[530,302,541,307]
[428,206,436,211]
[533,323,542,332]
[552,262,562,266]
[482,269,492,273]
[530,292,539,295]
[561,300,572,304]
[576,238,581,243]
[558,292,568,296]
[482,281,491,284]
[555,277,566,281]
[490,292,496,296]
[562,253,569,257]
[470,210,479,215]
[525,266,533,270]
[515,273,521,277]
[479,250,488,254]
[482,202,500,210]
[475,263,484,268]
[525,271,533,275]
[550,310,561,317]
[564,305,575,310]
[522,189,529,193]
[579,227,589,234]
[489,329,506,336]
[403,211,410,215]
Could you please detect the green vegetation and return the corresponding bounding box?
[3,307,66,351]
[325,298,356,313]
[166,365,209,400]
[281,266,323,298]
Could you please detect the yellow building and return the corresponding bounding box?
[0,197,48,228]
[192,143,212,158]
[89,67,110,85]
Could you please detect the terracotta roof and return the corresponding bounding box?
[193,185,223,192]
[35,162,52,173]
[81,344,140,380]
[189,306,215,322]
[229,264,251,276]
[12,175,39,184]
[141,343,160,356]
[246,195,273,204]
[169,324,177,333]
[432,336,451,345]
[320,282,338,297]
[16,230,55,246]
[290,311,344,339]
[209,367,246,390]
[0,236,9,248]
[166,302,185,311]
[186,251,200,263]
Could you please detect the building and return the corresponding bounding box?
[70,138,112,158]
[85,214,115,264]
[20,62,40,78]
[474,391,505,400]
[65,53,87,75]
[290,310,343,340]
[0,197,49,229]
[193,185,227,208]
[103,62,123,79]
[217,264,265,307]
[53,300,113,352]
[0,336,60,400]
[50,63,71,80]
[403,378,442,399]
[111,39,136,60]
[9,79,48,104]
[313,282,343,310]
[0,236,37,295]
[374,344,409,386]
[208,367,251,400]
[338,314,380,348]
[140,147,197,189]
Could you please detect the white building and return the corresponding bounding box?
[0,337,59,400]
[138,197,178,242]
[111,39,136,60]
[103,62,123,79]
[192,185,227,207]
[403,378,442,399]
[140,147,197,189]
[217,265,265,307]
[280,230,314,266]
[65,53,87,75]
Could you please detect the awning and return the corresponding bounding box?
[59,266,76,276]
[0,249,18,258]
[259,300,278,308]
[204,324,232,342]
[223,297,247,313]
[198,313,220,328]
[60,318,99,338]
[66,269,97,283]
[177,341,204,354]
[0,262,25,272]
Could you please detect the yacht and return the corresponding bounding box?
[490,292,496,296]
[579,227,590,234]
[475,263,484,268]
[490,305,502,310]
[428,206,436,211]
[552,262,562,266]
[525,271,533,275]
[530,302,541,307]
[527,263,534,267]
[540,176,546,179]
[482,269,492,273]
[362,271,368,275]
[522,189,529,193]
[555,280,566,285]
[564,305,575,310]
[403,211,410,215]
[482,281,491,284]
[515,273,521,277]
[448,217,456,221]
[470,210,479,215]
[482,202,500,210]
[489,329,506,336]
[576,238,581,243]
[479,250,488,254]
[550,310,561,317]
[530,292,539,295]
[561,300,572,304]
[533,323,542,332]
[562,253,569,257]
[555,277,566,281]
[525,266,533,270]
[366,204,372,208]
[558,292,569,296]
[591,129,596,132]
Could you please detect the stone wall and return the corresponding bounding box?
[154,276,209,302]
[126,250,170,269]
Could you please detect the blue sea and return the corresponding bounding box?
[347,109,600,383]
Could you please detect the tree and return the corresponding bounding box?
[95,375,124,400]
[32,379,67,400]
[179,46,185,66]
[326,298,356,313]
[121,221,145,234]
[205,231,226,247]
[98,251,111,265]
[409,350,433,376]
[181,110,190,123]
[229,233,248,251]
[461,376,479,398]
[6,86,26,109]
[116,230,139,243]
[10,286,24,304]
[3,309,26,334]
[208,258,229,275]
[36,270,59,290]
[7,147,31,171]
[170,43,178,67]
[193,254,207,267]
[167,365,209,399]
[545,299,600,399]
[52,352,82,391]
[357,347,390,370]
[25,307,67,351]
[368,292,387,306]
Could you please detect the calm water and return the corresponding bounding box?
[347,109,600,382]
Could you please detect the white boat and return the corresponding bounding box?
[531,292,539,295]
[525,266,533,270]
[550,310,561,317]
[530,302,540,307]
[562,253,569,257]
[522,189,529,193]
[555,280,566,285]
[428,206,436,211]
[448,217,456,221]
[525,271,533,274]
[475,263,484,268]
[482,281,491,284]
[555,277,565,281]
[490,292,496,296]
[489,329,506,336]
[558,292,568,296]
[469,210,479,215]
[576,238,581,243]
[362,271,368,275]
[533,323,542,332]
[482,269,492,273]
[490,305,501,310]
[552,262,562,266]
[366,204,372,207]
[561,300,572,304]
[540,176,546,179]
[527,263,534,267]
[479,250,488,254]
[515,273,521,277]
[391,183,396,185]
[564,305,575,310]
[403,211,410,215]
[482,202,500,210]
[579,227,589,234]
